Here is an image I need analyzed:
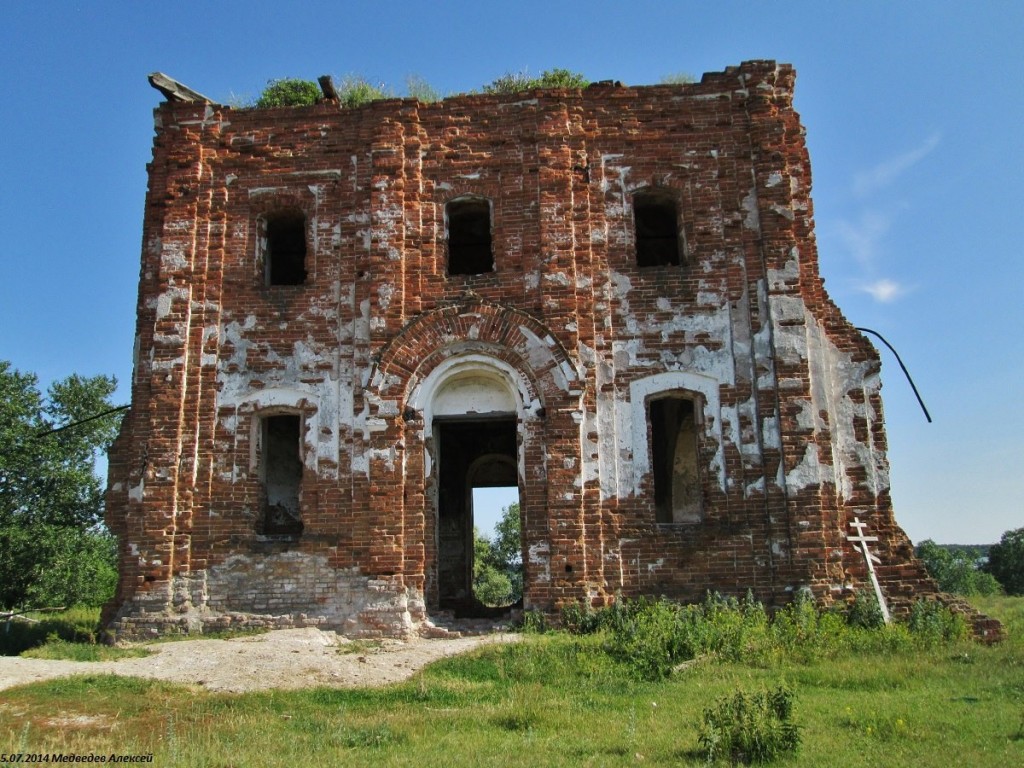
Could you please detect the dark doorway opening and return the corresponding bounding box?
[446,196,494,275]
[263,210,308,286]
[435,417,520,617]
[261,413,304,535]
[649,396,702,524]
[634,189,681,267]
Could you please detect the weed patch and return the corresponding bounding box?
[699,686,800,764]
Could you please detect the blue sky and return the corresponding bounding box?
[1,1,1020,544]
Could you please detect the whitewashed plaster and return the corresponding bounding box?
[627,371,725,497]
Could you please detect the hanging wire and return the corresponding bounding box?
[855,328,932,423]
[34,404,131,439]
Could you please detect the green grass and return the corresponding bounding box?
[2,606,149,661]
[1,606,105,656]
[2,606,271,660]
[19,638,150,662]
[2,599,1023,766]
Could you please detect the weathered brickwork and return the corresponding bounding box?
[104,61,975,639]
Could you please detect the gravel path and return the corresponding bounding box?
[0,628,519,693]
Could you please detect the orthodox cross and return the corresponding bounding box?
[847,516,891,623]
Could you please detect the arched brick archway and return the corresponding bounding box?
[367,301,583,613]
[370,300,582,405]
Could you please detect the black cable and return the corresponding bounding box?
[34,404,131,439]
[855,328,932,423]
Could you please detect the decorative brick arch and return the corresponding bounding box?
[369,300,583,410]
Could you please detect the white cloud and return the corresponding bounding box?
[858,278,907,303]
[835,211,891,268]
[853,133,941,198]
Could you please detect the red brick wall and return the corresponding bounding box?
[104,61,940,638]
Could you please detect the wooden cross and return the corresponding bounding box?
[847,516,891,623]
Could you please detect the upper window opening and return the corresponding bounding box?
[634,190,681,267]
[264,210,307,285]
[447,197,494,276]
[261,413,304,535]
[649,395,702,524]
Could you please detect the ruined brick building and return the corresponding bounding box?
[104,61,943,638]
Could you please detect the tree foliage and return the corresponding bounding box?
[0,362,121,608]
[483,68,589,94]
[254,78,321,108]
[915,539,1001,596]
[473,502,523,606]
[985,527,1024,595]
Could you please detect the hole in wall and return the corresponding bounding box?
[435,417,520,615]
[447,197,494,275]
[261,413,304,534]
[264,210,307,285]
[650,396,702,524]
[634,190,681,267]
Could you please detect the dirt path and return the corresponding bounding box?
[0,628,519,693]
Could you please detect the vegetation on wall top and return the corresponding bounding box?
[481,68,590,94]
[245,68,693,109]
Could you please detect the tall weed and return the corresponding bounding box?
[699,685,800,764]
[571,590,973,681]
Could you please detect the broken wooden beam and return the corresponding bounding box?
[148,72,213,103]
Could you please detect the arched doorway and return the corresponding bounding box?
[436,419,519,612]
[408,354,530,616]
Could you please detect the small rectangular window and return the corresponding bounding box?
[447,197,494,275]
[261,414,303,534]
[264,210,307,285]
[649,397,702,523]
[634,190,681,267]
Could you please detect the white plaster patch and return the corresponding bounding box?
[785,443,823,492]
[627,371,725,497]
[128,481,144,503]
[742,189,760,230]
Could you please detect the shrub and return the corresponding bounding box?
[405,75,441,103]
[483,68,589,94]
[660,72,696,84]
[255,78,320,108]
[335,75,391,108]
[845,589,886,629]
[699,686,800,765]
[602,597,688,680]
[908,599,968,645]
[560,599,602,635]
[519,609,548,634]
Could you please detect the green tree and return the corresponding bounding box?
[473,528,514,607]
[985,527,1024,595]
[915,539,1001,596]
[472,503,523,607]
[0,362,122,609]
[483,68,589,94]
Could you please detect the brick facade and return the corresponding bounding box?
[104,61,966,639]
